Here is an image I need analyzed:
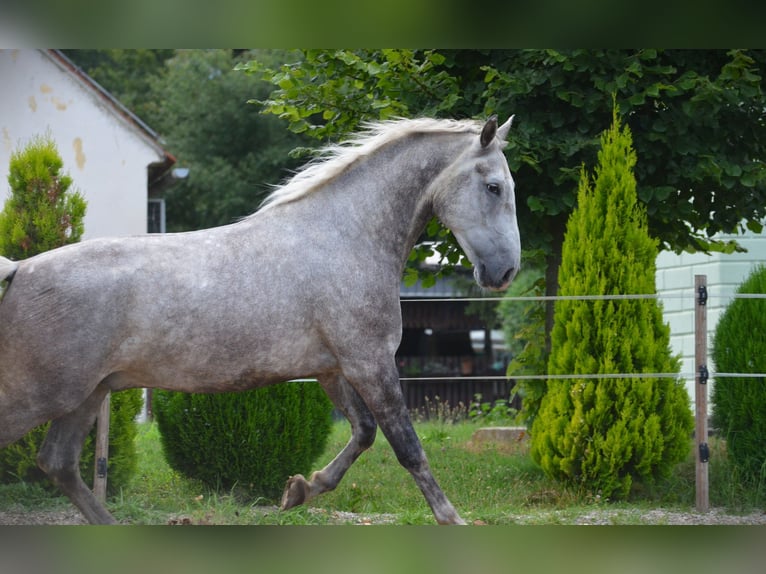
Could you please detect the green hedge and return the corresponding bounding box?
[0,389,143,495]
[153,382,333,501]
[711,264,766,485]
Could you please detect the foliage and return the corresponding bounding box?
[0,136,142,494]
[468,394,519,425]
[529,109,693,499]
[248,49,766,254]
[0,135,86,259]
[153,382,334,501]
[246,49,766,356]
[61,49,175,128]
[480,49,766,256]
[240,49,460,140]
[147,49,309,231]
[498,263,547,425]
[711,264,766,486]
[65,49,311,232]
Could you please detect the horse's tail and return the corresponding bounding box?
[0,256,18,286]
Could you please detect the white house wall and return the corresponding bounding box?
[0,49,166,240]
[656,227,766,410]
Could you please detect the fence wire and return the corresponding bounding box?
[398,289,766,383]
[401,292,766,303]
[399,373,766,382]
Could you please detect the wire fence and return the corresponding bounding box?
[399,276,766,513]
[401,292,766,303]
[400,290,766,383]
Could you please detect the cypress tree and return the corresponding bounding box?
[0,135,86,258]
[530,108,693,499]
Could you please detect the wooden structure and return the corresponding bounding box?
[397,269,514,413]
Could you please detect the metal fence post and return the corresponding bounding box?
[694,274,709,512]
[93,392,110,503]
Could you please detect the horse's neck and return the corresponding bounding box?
[307,133,468,269]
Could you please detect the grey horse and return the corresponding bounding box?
[0,115,520,524]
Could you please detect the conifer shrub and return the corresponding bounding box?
[530,109,693,499]
[0,135,142,495]
[153,382,334,501]
[711,264,766,485]
[0,135,86,258]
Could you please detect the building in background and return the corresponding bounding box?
[656,226,766,410]
[0,49,175,239]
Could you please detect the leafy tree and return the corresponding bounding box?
[0,136,141,494]
[711,265,766,486]
[529,110,693,499]
[64,49,308,232]
[483,49,766,338]
[245,49,766,341]
[245,49,461,140]
[62,49,175,128]
[150,49,310,231]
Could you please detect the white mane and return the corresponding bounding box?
[258,117,483,211]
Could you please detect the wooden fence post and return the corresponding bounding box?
[93,392,110,503]
[694,275,709,512]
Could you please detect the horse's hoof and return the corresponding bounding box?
[280,474,310,510]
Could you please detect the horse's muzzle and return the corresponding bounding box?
[475,263,517,291]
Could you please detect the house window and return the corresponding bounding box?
[148,198,166,234]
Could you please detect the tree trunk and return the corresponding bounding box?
[543,216,566,355]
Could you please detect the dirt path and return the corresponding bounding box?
[1,506,765,525]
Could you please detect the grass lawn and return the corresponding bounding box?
[0,418,762,524]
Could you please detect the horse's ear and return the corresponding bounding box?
[496,115,514,142]
[480,115,498,148]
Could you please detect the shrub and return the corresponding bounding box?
[153,382,334,501]
[498,264,547,425]
[0,135,141,494]
[530,109,693,499]
[0,134,86,259]
[711,264,766,485]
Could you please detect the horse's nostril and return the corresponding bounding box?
[502,267,514,284]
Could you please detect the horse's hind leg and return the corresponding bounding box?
[37,383,117,524]
[344,360,465,525]
[281,374,377,510]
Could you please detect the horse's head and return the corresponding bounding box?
[432,115,521,291]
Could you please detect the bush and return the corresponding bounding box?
[0,134,86,259]
[0,389,143,495]
[711,264,766,485]
[153,382,334,501]
[498,264,547,426]
[530,109,693,499]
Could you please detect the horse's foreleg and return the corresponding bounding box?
[346,362,466,525]
[37,383,117,525]
[281,374,377,510]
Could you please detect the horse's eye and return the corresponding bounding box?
[486,183,501,195]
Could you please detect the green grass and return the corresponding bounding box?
[0,419,764,524]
